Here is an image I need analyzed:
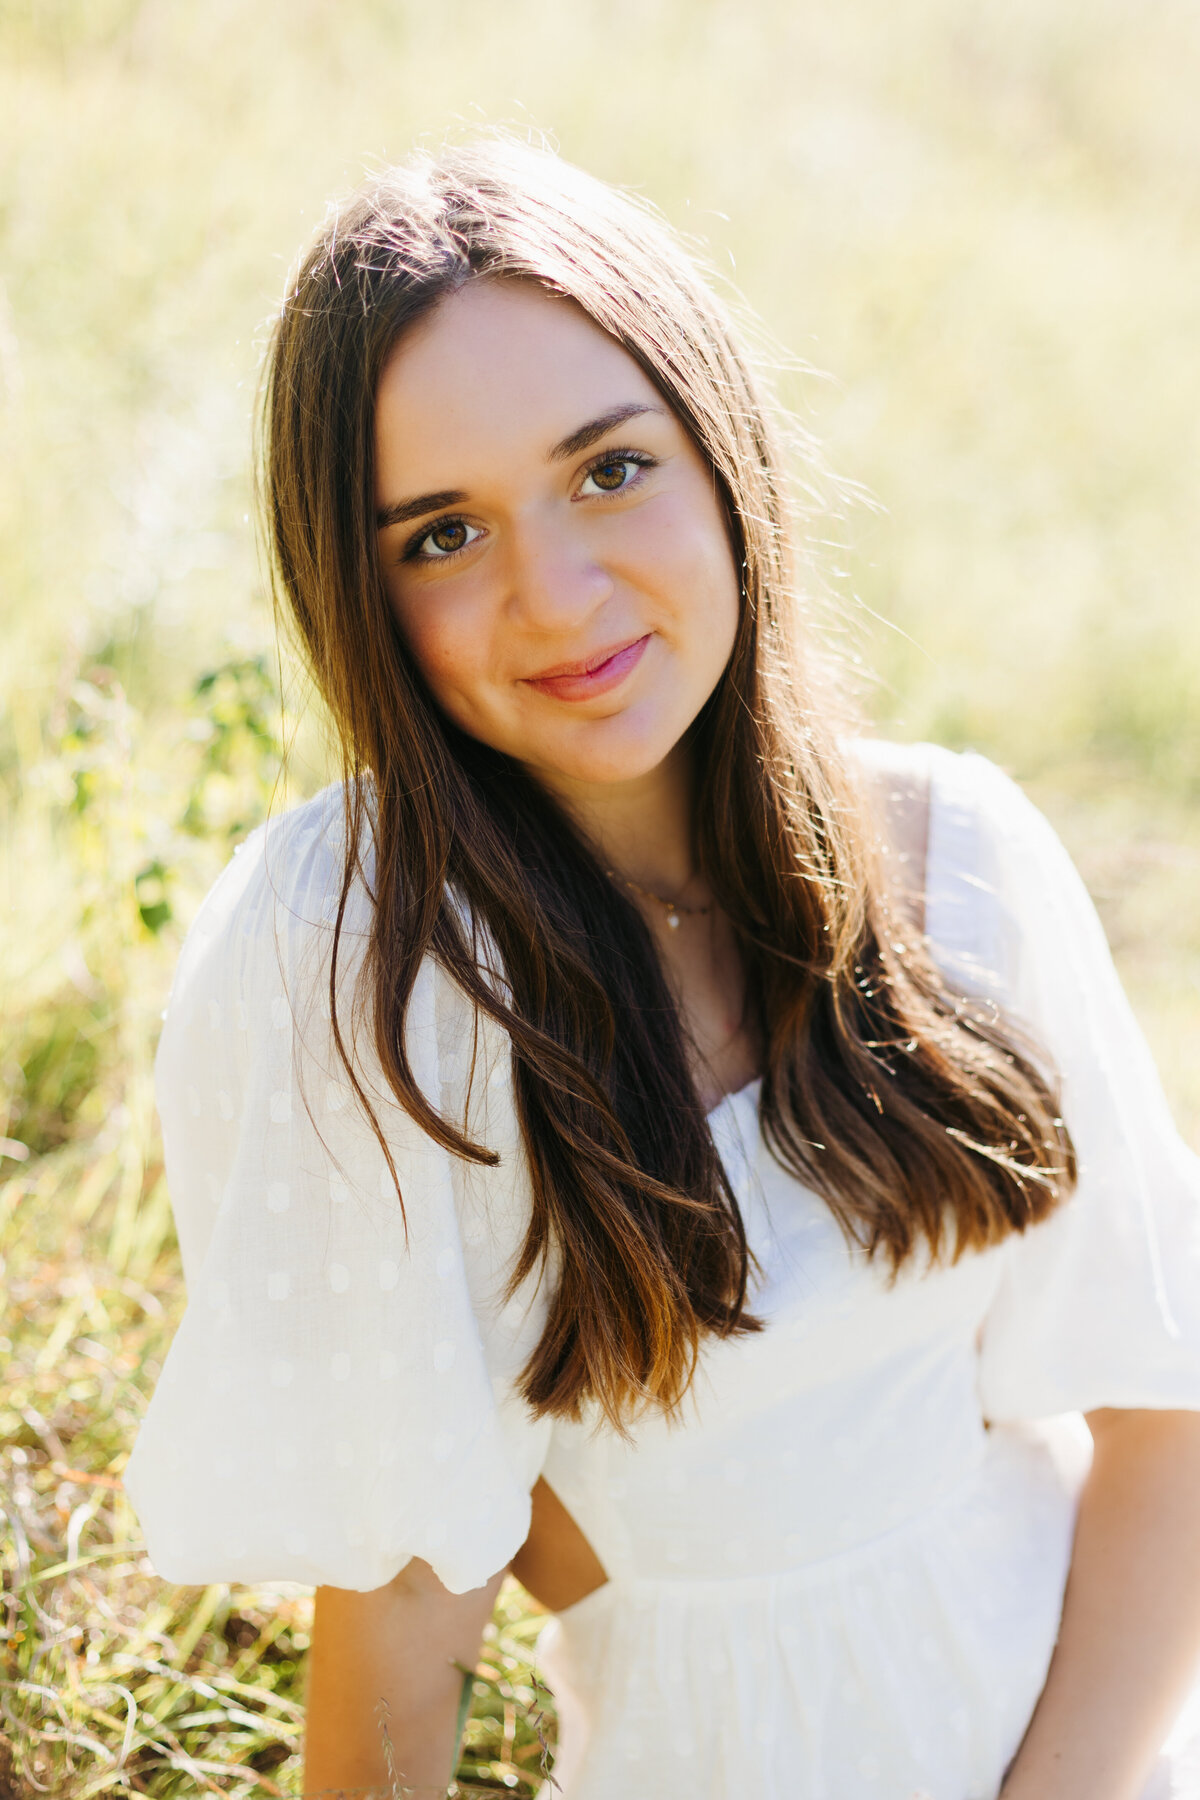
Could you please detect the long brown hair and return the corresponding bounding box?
[261,139,1074,1429]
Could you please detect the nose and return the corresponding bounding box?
[503,507,614,633]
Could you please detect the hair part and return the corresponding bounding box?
[260,138,1075,1431]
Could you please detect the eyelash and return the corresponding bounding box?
[579,445,657,492]
[400,446,659,565]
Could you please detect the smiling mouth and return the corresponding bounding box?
[522,634,652,702]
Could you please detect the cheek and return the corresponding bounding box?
[389,590,490,716]
[628,491,740,649]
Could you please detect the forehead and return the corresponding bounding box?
[373,280,663,487]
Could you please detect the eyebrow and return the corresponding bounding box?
[376,488,467,531]
[548,402,663,462]
[375,403,664,530]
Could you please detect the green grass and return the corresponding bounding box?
[0,659,556,1795]
[2,0,1198,1792]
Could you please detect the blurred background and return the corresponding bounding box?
[1,0,1198,1792]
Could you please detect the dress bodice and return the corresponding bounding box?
[542,1077,1005,1585]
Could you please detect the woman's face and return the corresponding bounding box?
[373,280,741,792]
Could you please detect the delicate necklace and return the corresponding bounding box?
[608,870,713,931]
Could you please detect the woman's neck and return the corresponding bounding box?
[530,740,701,899]
[528,737,758,1108]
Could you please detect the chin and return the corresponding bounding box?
[533,727,685,790]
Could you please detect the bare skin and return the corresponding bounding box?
[304,1560,504,1797]
[304,280,1200,1799]
[999,1408,1200,1800]
[304,1486,607,1796]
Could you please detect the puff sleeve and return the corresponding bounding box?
[123,787,552,1594]
[923,748,1200,1423]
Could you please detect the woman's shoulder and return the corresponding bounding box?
[160,781,381,1061]
[175,782,368,974]
[160,779,476,1087]
[847,733,1017,803]
[845,736,936,900]
[193,780,364,931]
[846,736,1043,861]
[846,738,1063,1000]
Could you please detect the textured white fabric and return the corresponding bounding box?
[125,787,553,1595]
[124,746,1200,1800]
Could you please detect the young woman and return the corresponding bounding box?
[125,141,1200,1800]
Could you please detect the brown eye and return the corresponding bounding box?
[430,521,468,553]
[409,518,482,561]
[589,459,631,492]
[579,452,655,499]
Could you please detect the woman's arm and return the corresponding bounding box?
[304,1557,504,1797]
[1000,1408,1200,1800]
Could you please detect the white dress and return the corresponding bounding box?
[124,745,1200,1800]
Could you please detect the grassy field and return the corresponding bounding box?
[2,0,1198,1792]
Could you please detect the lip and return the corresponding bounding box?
[522,634,651,702]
